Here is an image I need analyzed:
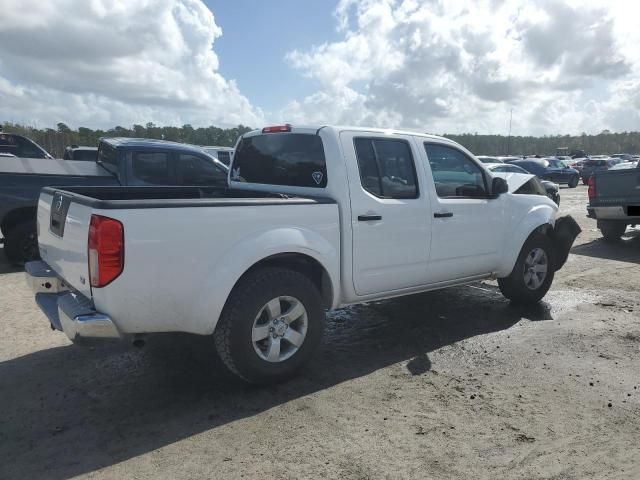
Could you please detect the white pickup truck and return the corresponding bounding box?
[26,125,580,383]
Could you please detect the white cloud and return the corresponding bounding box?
[280,0,640,135]
[0,0,263,128]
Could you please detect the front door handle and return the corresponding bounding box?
[358,214,382,221]
[434,212,453,218]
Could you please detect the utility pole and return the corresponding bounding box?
[506,108,513,155]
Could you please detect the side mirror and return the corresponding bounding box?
[492,177,509,196]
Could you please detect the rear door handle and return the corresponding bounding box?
[434,212,453,218]
[358,214,382,221]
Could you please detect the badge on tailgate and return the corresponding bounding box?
[50,191,71,237]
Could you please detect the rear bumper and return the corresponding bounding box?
[587,205,640,221]
[25,260,119,342]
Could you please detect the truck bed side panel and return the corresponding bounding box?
[89,203,340,335]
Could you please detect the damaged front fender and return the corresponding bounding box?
[551,215,581,271]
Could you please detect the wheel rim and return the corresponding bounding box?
[252,296,308,363]
[20,232,38,262]
[523,247,548,290]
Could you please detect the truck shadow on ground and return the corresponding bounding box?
[570,229,640,264]
[0,284,554,480]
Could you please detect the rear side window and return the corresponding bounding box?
[232,134,327,188]
[132,152,170,185]
[177,154,226,186]
[354,138,418,199]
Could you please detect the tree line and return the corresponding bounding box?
[1,122,252,158]
[444,130,640,156]
[3,121,639,158]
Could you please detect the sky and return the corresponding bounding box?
[0,0,639,136]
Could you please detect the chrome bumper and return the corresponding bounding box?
[25,260,119,342]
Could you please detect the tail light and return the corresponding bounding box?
[588,176,596,201]
[88,215,124,287]
[262,124,291,133]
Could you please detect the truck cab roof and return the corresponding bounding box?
[101,137,210,156]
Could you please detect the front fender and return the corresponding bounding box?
[498,209,581,277]
[497,203,556,277]
[192,227,340,335]
[550,215,581,270]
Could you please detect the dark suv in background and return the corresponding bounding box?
[580,158,619,184]
[507,158,580,187]
[0,132,52,159]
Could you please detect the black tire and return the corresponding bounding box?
[599,221,626,242]
[4,221,39,266]
[214,267,325,384]
[498,233,555,304]
[568,176,579,188]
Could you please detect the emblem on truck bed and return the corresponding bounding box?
[312,171,323,185]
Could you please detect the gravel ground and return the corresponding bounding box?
[1,185,638,480]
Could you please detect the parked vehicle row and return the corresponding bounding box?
[25,124,580,383]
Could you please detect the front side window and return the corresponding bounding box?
[177,154,227,186]
[354,138,418,199]
[424,143,487,198]
[233,133,327,188]
[132,152,170,185]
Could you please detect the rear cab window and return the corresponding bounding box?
[97,143,119,179]
[232,133,327,188]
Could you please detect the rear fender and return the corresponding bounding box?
[193,227,339,335]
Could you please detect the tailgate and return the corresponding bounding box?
[37,190,93,298]
[595,170,640,205]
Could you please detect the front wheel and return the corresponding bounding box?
[214,267,325,384]
[498,234,555,304]
[4,221,39,266]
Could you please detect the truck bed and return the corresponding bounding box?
[41,185,333,208]
[36,185,340,336]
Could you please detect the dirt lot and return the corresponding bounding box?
[1,185,638,480]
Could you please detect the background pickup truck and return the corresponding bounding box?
[587,165,640,240]
[1,137,228,264]
[27,125,580,384]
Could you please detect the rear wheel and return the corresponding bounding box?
[214,267,325,384]
[498,234,555,304]
[568,175,579,188]
[599,221,627,242]
[4,221,39,266]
